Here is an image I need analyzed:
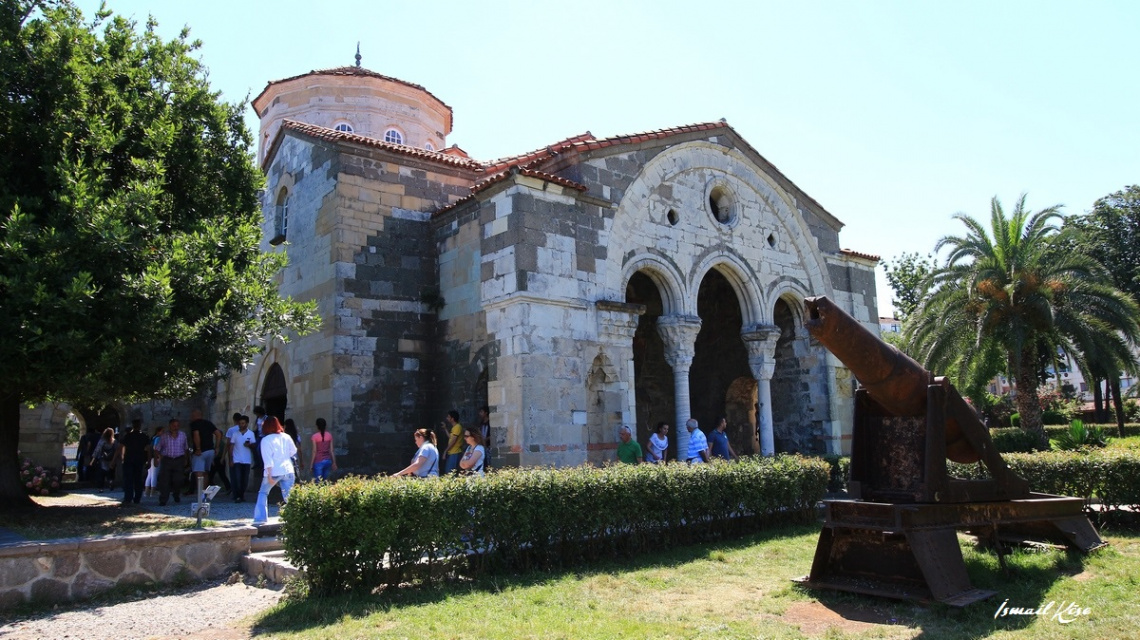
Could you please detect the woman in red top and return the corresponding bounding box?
[308,418,337,481]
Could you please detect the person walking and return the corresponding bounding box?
[228,415,256,502]
[308,418,338,482]
[188,409,220,497]
[685,419,710,464]
[154,419,190,506]
[709,416,738,461]
[392,428,440,478]
[616,425,643,464]
[441,410,464,475]
[253,416,297,526]
[116,419,150,505]
[88,428,118,492]
[646,422,669,463]
[144,426,163,497]
[458,427,486,477]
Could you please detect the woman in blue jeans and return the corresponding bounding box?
[253,416,297,525]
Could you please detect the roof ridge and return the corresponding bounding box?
[270,120,482,170]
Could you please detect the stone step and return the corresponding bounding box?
[242,550,300,585]
[250,535,284,553]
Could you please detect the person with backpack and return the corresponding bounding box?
[392,428,439,478]
[88,428,118,492]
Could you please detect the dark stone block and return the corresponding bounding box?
[516,270,529,292]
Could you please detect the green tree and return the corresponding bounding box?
[0,1,316,510]
[905,195,1140,447]
[882,251,936,321]
[1064,186,1140,432]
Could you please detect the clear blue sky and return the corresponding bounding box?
[74,0,1140,315]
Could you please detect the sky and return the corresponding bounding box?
[72,0,1140,315]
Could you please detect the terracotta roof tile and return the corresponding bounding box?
[840,248,881,262]
[432,167,587,218]
[482,132,596,173]
[267,120,483,171]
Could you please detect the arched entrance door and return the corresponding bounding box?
[690,270,751,449]
[261,363,288,422]
[626,272,674,456]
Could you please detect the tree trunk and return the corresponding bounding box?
[1014,349,1047,449]
[0,392,35,512]
[1109,377,1126,438]
[1092,377,1106,423]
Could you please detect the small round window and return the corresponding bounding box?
[708,184,736,225]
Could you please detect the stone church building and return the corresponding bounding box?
[20,63,880,474]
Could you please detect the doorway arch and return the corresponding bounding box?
[261,363,288,422]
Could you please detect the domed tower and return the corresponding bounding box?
[250,51,453,164]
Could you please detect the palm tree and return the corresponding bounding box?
[905,195,1140,446]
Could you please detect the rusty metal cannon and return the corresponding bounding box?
[797,296,1104,606]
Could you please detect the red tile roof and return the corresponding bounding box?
[432,167,587,218]
[840,248,881,262]
[268,120,484,171]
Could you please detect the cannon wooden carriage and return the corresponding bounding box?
[796,296,1104,606]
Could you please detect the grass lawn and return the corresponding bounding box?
[5,493,212,540]
[252,521,1140,640]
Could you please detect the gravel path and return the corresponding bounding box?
[0,488,288,639]
[0,576,283,640]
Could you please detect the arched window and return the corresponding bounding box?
[383,128,403,145]
[424,142,435,151]
[271,188,289,245]
[333,122,354,133]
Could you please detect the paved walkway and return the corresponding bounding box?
[71,485,285,526]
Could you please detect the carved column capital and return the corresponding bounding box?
[656,315,702,369]
[596,300,644,344]
[741,323,780,381]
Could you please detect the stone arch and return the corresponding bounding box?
[688,250,762,326]
[601,140,834,307]
[765,282,810,331]
[619,253,686,316]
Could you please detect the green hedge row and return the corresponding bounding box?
[280,455,830,594]
[948,450,1140,512]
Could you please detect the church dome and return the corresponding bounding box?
[251,64,453,163]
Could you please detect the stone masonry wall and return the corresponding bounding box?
[0,526,253,609]
[334,150,473,472]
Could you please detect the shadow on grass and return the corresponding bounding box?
[252,521,823,635]
[791,536,1116,640]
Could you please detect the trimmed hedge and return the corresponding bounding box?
[949,450,1140,512]
[989,427,1046,453]
[281,455,829,594]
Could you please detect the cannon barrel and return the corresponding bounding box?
[804,296,979,464]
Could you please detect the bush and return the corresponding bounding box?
[1053,420,1109,451]
[821,454,850,492]
[1010,413,1020,428]
[281,455,830,595]
[949,450,1140,513]
[989,428,1045,453]
[1042,409,1069,425]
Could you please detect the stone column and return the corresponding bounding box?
[657,315,702,461]
[742,324,780,456]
